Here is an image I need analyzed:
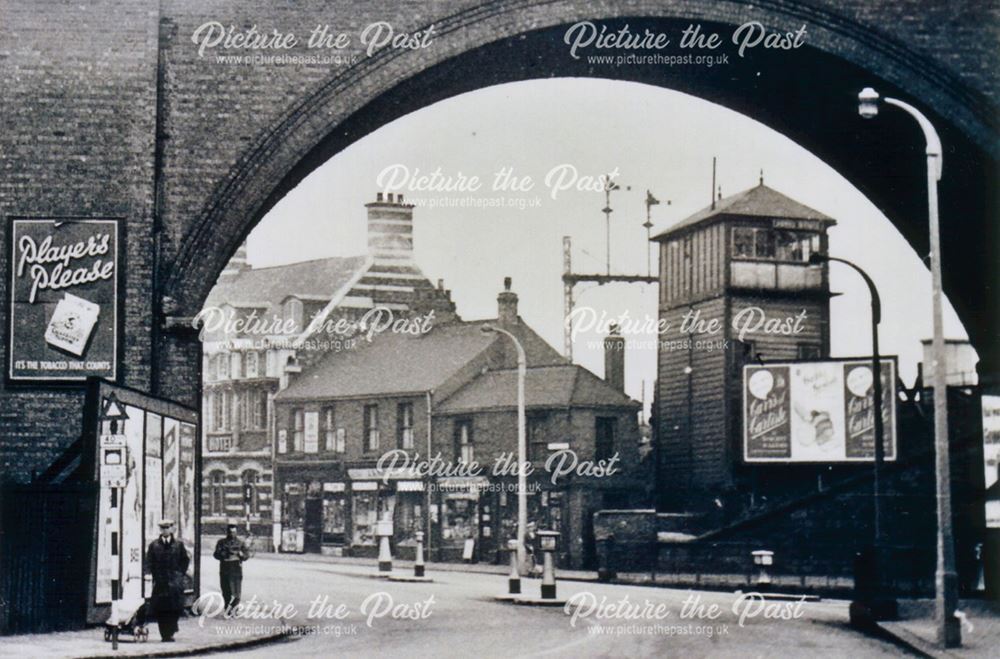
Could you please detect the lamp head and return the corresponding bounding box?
[808,252,828,266]
[858,87,880,119]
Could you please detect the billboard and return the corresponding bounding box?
[743,358,897,463]
[7,218,121,382]
[85,380,200,623]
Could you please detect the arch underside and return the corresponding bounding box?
[164,14,999,382]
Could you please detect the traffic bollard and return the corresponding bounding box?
[507,539,521,595]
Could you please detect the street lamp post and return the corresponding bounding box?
[857,87,960,647]
[810,253,894,618]
[481,323,528,572]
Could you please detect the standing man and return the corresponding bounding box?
[214,520,250,615]
[145,519,190,642]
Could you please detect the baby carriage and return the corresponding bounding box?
[103,597,150,643]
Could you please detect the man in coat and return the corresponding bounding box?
[145,519,190,642]
[213,520,250,615]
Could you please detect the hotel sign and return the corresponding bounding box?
[7,218,121,382]
[743,358,897,463]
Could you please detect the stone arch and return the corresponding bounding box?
[160,1,998,383]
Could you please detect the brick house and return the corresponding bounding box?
[273,280,645,569]
[199,193,455,540]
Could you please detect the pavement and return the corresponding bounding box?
[874,599,1000,659]
[5,550,998,657]
[0,615,288,658]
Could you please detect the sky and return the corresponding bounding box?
[244,78,970,415]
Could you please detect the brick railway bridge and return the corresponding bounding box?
[1,0,997,481]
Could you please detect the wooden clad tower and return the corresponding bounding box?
[652,181,836,511]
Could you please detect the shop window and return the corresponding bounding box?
[352,490,378,546]
[322,493,346,544]
[242,469,260,515]
[454,418,474,464]
[398,402,414,450]
[441,496,476,545]
[364,405,379,452]
[595,417,616,462]
[292,408,304,452]
[209,471,225,516]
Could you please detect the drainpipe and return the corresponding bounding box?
[426,390,433,561]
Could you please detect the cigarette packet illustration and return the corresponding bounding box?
[44,292,100,356]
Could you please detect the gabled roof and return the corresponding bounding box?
[436,364,639,414]
[275,321,499,401]
[203,256,370,320]
[652,183,834,241]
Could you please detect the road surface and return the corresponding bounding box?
[192,554,908,658]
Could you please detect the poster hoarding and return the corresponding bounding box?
[7,218,121,382]
[743,358,897,463]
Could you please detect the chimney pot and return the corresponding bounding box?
[387,192,394,203]
[397,194,404,203]
[437,278,444,290]
[377,192,384,202]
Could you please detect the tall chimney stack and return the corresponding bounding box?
[497,277,518,325]
[604,323,625,391]
[365,193,415,264]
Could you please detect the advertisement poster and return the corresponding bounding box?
[744,360,896,462]
[7,218,119,382]
[1,1,997,656]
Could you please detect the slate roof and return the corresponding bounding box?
[436,364,639,413]
[203,255,370,319]
[275,321,499,401]
[652,183,834,241]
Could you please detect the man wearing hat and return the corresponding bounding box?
[145,519,190,642]
[213,520,250,615]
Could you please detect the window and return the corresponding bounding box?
[454,418,474,464]
[242,469,259,515]
[797,343,822,360]
[323,407,343,452]
[212,390,230,431]
[595,417,616,462]
[231,352,243,379]
[233,391,244,431]
[292,408,304,452]
[733,227,755,258]
[245,351,259,378]
[251,390,267,429]
[732,227,820,263]
[216,353,230,380]
[528,414,548,463]
[209,471,225,516]
[364,405,379,452]
[398,402,414,450]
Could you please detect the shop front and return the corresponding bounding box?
[433,476,490,563]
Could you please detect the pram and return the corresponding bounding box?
[103,597,150,643]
